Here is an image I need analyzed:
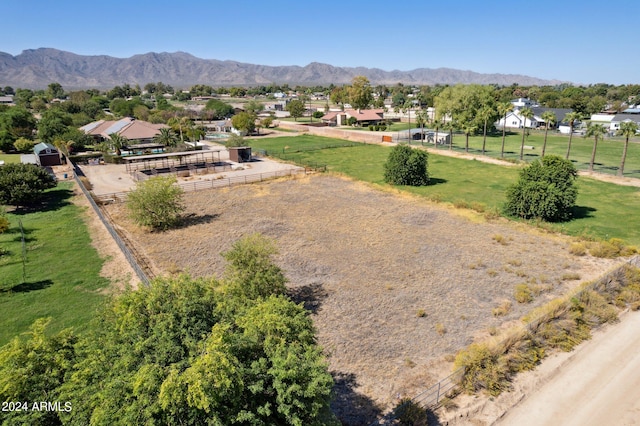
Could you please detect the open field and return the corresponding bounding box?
[103,175,617,423]
[248,135,640,246]
[0,183,116,345]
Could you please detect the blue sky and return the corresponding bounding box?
[2,0,639,85]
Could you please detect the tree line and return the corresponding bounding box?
[0,234,338,425]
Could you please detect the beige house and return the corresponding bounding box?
[80,117,168,143]
[321,108,385,126]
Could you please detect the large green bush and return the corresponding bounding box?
[126,175,185,230]
[0,236,337,426]
[504,155,577,222]
[0,163,57,207]
[383,144,430,186]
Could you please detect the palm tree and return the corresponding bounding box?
[478,106,494,155]
[497,102,514,159]
[519,107,534,160]
[429,113,441,146]
[415,109,428,145]
[53,138,74,164]
[154,127,178,147]
[462,123,477,153]
[616,120,638,176]
[585,123,607,172]
[564,112,581,160]
[107,133,127,156]
[540,111,557,157]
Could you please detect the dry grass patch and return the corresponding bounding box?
[102,175,615,420]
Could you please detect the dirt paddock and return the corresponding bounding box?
[103,174,616,424]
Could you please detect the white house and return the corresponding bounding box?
[609,113,640,133]
[498,110,540,128]
[510,98,537,108]
[499,107,573,130]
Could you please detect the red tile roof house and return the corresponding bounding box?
[321,109,385,127]
[80,117,169,144]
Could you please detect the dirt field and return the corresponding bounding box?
[102,174,616,424]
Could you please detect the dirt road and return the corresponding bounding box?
[495,310,640,426]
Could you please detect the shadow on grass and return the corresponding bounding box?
[178,213,220,228]
[572,205,597,219]
[10,187,74,215]
[1,279,53,293]
[427,177,447,186]
[10,224,35,240]
[331,372,382,426]
[288,283,329,314]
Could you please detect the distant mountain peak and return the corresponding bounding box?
[0,48,565,89]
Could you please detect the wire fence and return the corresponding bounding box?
[93,168,311,204]
[72,163,151,286]
[396,129,640,178]
[368,368,465,426]
[369,256,640,425]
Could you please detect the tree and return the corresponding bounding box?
[154,127,178,147]
[53,138,74,163]
[55,246,336,425]
[497,102,514,158]
[225,133,246,148]
[261,116,274,129]
[126,175,185,230]
[167,116,193,143]
[13,137,35,153]
[457,121,474,153]
[222,233,287,300]
[616,120,638,176]
[0,319,77,425]
[348,75,373,110]
[519,107,534,160]
[585,122,607,172]
[0,163,57,207]
[415,109,428,145]
[244,99,264,115]
[329,86,348,110]
[0,107,37,152]
[37,108,73,143]
[46,82,65,100]
[107,132,127,156]
[286,99,305,121]
[478,106,494,155]
[564,111,581,159]
[383,144,429,186]
[540,110,557,157]
[204,99,234,119]
[504,155,578,222]
[231,111,256,134]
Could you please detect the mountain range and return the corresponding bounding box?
[0,48,563,90]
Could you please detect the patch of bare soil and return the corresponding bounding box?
[70,183,139,292]
[103,175,616,424]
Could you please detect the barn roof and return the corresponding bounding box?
[33,142,58,155]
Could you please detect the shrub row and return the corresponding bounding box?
[368,124,388,131]
[454,262,640,396]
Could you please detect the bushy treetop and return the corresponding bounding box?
[383,144,430,186]
[0,163,57,207]
[504,155,578,222]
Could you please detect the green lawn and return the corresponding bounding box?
[0,183,110,345]
[248,135,640,246]
[415,130,640,178]
[0,153,22,164]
